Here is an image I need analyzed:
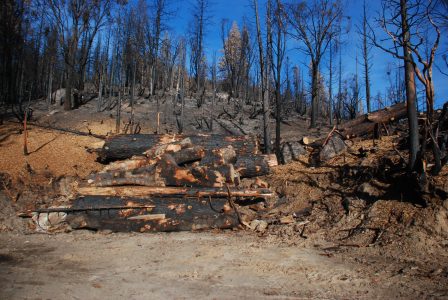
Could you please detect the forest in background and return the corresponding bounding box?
[0,0,447,170]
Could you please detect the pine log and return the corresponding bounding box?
[366,102,407,123]
[158,154,237,187]
[98,134,259,162]
[201,146,237,166]
[339,102,407,138]
[302,136,317,145]
[235,154,278,178]
[213,164,239,185]
[340,122,377,139]
[338,115,369,131]
[88,154,237,188]
[101,156,154,173]
[143,137,193,159]
[171,146,206,165]
[64,196,239,232]
[76,186,274,198]
[87,165,164,187]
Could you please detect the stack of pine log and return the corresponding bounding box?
[90,134,277,188]
[62,134,278,233]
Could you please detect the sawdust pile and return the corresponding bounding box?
[0,123,102,181]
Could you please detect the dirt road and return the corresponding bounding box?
[1,230,441,299]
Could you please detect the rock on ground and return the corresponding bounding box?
[319,135,346,162]
[281,141,306,164]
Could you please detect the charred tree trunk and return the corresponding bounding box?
[310,61,318,128]
[400,0,419,171]
[88,154,238,188]
[64,196,239,232]
[253,0,272,154]
[329,40,334,125]
[98,134,259,162]
[201,146,237,166]
[339,102,407,138]
[362,0,371,113]
[171,146,206,165]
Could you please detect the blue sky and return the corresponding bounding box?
[167,0,447,108]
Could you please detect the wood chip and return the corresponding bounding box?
[127,214,166,221]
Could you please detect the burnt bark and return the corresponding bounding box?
[339,102,407,138]
[98,134,259,162]
[65,196,239,232]
[89,153,238,188]
[400,0,419,171]
[235,154,278,178]
[201,146,237,166]
[253,0,272,154]
[171,146,206,165]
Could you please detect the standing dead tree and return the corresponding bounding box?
[284,0,342,128]
[210,52,217,132]
[189,0,210,98]
[327,39,335,125]
[149,0,172,97]
[176,38,187,133]
[359,0,373,113]
[271,0,287,161]
[252,0,272,154]
[369,0,443,175]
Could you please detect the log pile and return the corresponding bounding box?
[89,135,277,188]
[25,134,278,233]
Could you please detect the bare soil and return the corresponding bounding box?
[0,229,446,299]
[1,94,447,299]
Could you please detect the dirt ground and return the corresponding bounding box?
[1,94,448,299]
[0,229,446,299]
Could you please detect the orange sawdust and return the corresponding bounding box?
[0,123,102,181]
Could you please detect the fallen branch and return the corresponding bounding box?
[214,118,245,135]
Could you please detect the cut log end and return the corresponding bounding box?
[302,136,317,145]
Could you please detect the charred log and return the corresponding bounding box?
[63,196,239,232]
[88,154,238,188]
[235,154,278,178]
[98,134,259,162]
[171,146,206,165]
[339,102,407,138]
[201,146,237,166]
